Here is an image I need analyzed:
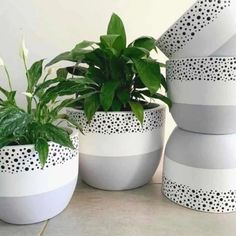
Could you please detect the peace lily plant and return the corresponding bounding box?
[0,41,82,225]
[47,13,171,123]
[0,40,83,166]
[47,13,170,191]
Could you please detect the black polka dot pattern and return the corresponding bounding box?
[162,176,236,213]
[167,57,236,82]
[67,107,165,135]
[0,135,79,174]
[157,0,231,58]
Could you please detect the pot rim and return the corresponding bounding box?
[1,127,78,149]
[167,56,236,63]
[67,103,166,115]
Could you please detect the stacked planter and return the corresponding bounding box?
[157,0,236,213]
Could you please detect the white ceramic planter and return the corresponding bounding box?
[0,129,79,225]
[67,105,165,191]
[156,0,236,58]
[163,127,236,213]
[167,57,236,134]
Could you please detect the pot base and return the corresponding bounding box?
[0,178,77,225]
[80,149,163,191]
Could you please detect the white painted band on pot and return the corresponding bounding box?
[0,129,79,197]
[79,128,164,156]
[167,57,236,106]
[156,0,236,58]
[0,158,78,197]
[164,157,236,192]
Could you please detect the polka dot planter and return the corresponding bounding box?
[163,128,236,213]
[167,57,236,134]
[0,129,79,224]
[156,0,236,58]
[67,105,165,191]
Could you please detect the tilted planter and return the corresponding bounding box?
[0,129,79,225]
[156,0,236,58]
[67,105,165,191]
[163,128,236,213]
[166,57,236,134]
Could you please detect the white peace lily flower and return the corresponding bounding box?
[19,39,29,60]
[22,92,33,98]
[0,57,5,67]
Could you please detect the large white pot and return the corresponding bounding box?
[67,105,165,191]
[156,0,236,59]
[167,57,236,134]
[0,129,79,224]
[163,128,236,213]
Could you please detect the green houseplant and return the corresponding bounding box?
[0,42,81,225]
[48,13,170,191]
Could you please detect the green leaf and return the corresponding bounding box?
[72,41,96,51]
[43,123,74,149]
[129,101,144,124]
[46,51,78,67]
[123,47,149,59]
[58,114,84,134]
[100,34,124,53]
[83,48,106,68]
[7,91,16,104]
[111,99,122,111]
[86,66,105,84]
[49,92,98,119]
[34,77,65,96]
[73,77,98,86]
[35,137,49,167]
[67,66,87,76]
[40,80,91,105]
[57,68,68,79]
[160,73,168,92]
[84,93,100,122]
[100,80,120,111]
[107,13,126,49]
[0,136,15,149]
[28,59,44,87]
[133,59,161,94]
[141,90,172,108]
[117,89,130,104]
[134,76,145,89]
[71,48,92,59]
[132,36,157,52]
[50,98,78,118]
[0,106,32,137]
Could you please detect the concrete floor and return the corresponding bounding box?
[1,163,236,236]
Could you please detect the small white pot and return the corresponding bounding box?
[156,0,236,58]
[0,129,79,225]
[67,105,165,191]
[163,128,236,213]
[167,57,236,134]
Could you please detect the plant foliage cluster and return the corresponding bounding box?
[0,47,82,166]
[47,13,171,123]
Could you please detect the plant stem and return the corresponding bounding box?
[4,66,13,91]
